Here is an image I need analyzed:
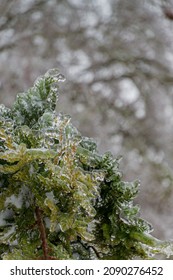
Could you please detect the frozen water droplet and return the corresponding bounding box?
[51,83,59,92]
[59,113,71,125]
[40,139,45,148]
[111,235,116,242]
[0,104,11,118]
[0,104,6,114]
[56,73,66,82]
[45,137,55,146]
[51,83,59,98]
[34,76,44,87]
[45,68,66,82]
[46,68,60,77]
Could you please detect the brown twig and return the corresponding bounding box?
[35,206,49,259]
[163,8,173,20]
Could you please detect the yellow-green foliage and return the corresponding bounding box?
[0,69,173,259]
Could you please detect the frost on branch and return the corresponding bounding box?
[0,69,173,259]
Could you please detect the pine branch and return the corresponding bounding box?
[35,206,49,260]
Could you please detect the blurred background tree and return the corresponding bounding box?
[1,0,173,240]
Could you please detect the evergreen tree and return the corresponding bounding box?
[0,69,172,259]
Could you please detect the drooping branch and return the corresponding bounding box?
[35,206,49,260]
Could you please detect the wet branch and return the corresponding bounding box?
[35,206,49,259]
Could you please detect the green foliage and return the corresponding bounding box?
[0,69,173,259]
